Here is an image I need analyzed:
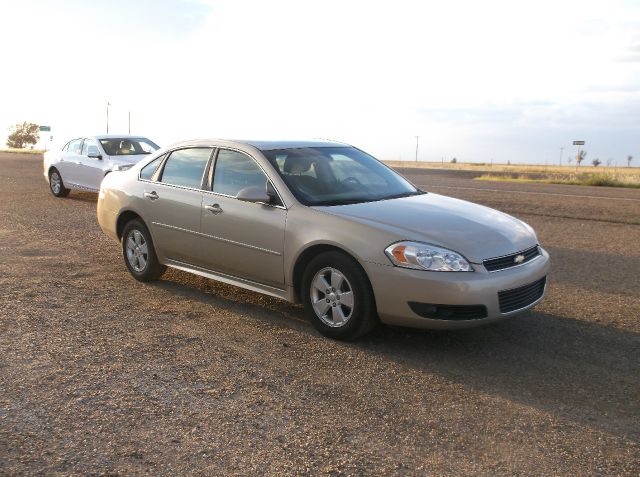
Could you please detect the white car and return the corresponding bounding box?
[44,135,159,197]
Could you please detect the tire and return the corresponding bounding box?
[301,251,378,340]
[121,219,166,282]
[49,168,70,197]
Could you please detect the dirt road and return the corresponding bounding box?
[1,153,639,475]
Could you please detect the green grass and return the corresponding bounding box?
[476,173,640,189]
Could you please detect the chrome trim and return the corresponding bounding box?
[164,258,288,300]
[484,244,540,261]
[139,179,203,194]
[208,146,288,210]
[151,221,282,256]
[485,253,542,273]
[484,245,542,273]
[66,182,99,192]
[201,189,287,210]
[138,146,288,210]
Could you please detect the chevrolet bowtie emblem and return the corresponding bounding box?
[514,254,525,264]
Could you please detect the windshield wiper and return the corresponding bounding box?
[375,190,426,201]
[312,198,375,206]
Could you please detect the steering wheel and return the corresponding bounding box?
[342,176,362,186]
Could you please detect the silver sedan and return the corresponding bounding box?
[97,139,550,340]
[44,135,159,196]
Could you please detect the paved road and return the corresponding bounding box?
[1,154,639,476]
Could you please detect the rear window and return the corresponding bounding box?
[159,148,212,189]
[139,156,164,181]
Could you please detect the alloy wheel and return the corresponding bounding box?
[125,229,149,272]
[310,267,354,327]
[50,172,61,194]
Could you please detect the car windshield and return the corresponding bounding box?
[99,137,159,156]
[263,146,422,206]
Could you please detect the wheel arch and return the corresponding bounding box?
[291,243,372,304]
[116,210,146,240]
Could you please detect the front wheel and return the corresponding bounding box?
[301,251,378,340]
[49,168,70,197]
[121,219,166,282]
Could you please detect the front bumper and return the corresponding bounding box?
[364,248,550,329]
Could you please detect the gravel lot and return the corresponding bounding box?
[1,153,639,476]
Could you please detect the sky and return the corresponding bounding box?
[0,0,639,164]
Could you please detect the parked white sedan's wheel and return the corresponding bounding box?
[49,169,70,197]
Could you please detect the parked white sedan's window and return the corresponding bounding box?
[81,138,100,157]
[100,137,159,156]
[68,139,82,155]
[159,148,212,189]
[212,149,268,197]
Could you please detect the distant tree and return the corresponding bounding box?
[576,150,587,166]
[450,158,457,163]
[606,158,614,167]
[628,155,633,167]
[6,122,40,149]
[592,158,601,167]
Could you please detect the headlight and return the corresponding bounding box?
[384,241,473,272]
[112,164,133,172]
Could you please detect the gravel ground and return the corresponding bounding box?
[1,153,639,476]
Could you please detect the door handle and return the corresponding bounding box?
[204,203,223,214]
[144,191,159,200]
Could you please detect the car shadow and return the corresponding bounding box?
[148,270,639,443]
[66,192,99,203]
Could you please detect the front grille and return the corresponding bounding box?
[498,276,546,313]
[408,302,488,320]
[483,246,540,272]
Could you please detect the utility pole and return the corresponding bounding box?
[106,102,111,134]
[128,111,131,134]
[559,147,564,167]
[415,136,419,162]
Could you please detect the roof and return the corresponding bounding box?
[92,134,150,140]
[232,139,350,151]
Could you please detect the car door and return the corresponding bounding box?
[139,147,213,264]
[199,148,287,288]
[77,138,107,190]
[56,138,84,188]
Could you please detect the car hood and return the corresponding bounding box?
[109,154,151,166]
[316,193,538,263]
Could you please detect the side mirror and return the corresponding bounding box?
[88,149,102,160]
[236,186,270,204]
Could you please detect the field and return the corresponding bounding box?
[1,153,639,476]
[384,160,640,175]
[384,161,640,189]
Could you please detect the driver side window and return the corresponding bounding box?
[81,139,100,157]
[212,149,269,197]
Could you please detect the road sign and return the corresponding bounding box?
[572,140,585,145]
[39,125,51,132]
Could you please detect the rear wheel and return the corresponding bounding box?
[49,168,70,197]
[302,251,378,340]
[122,219,166,282]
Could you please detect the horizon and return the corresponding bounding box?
[1,0,638,165]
